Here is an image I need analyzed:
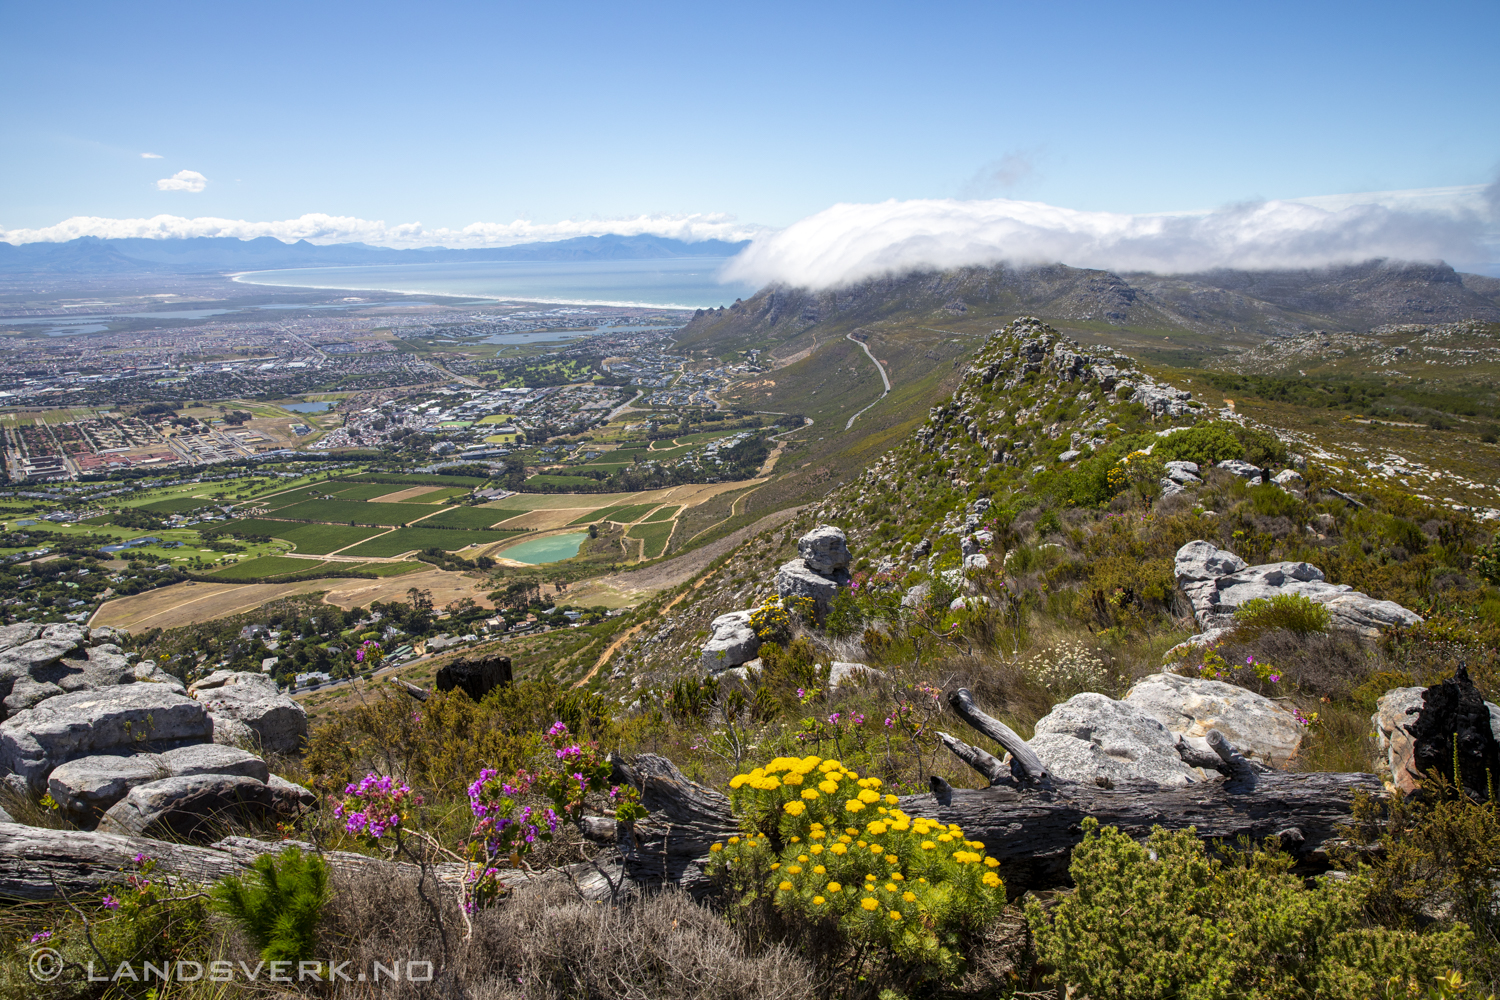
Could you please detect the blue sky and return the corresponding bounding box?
[1,0,1496,272]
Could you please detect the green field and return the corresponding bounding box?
[338,473,488,488]
[422,507,524,529]
[140,496,216,514]
[224,519,386,554]
[627,520,674,559]
[325,482,408,501]
[526,474,601,489]
[567,503,660,525]
[359,561,428,577]
[397,486,472,503]
[642,505,680,522]
[267,499,438,526]
[207,556,333,580]
[340,526,524,558]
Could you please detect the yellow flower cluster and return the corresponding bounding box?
[711,754,1006,970]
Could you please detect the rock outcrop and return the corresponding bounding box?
[700,611,761,672]
[1174,539,1423,636]
[190,671,307,753]
[1124,672,1303,766]
[1028,693,1205,787]
[776,526,852,612]
[0,685,213,795]
[96,773,308,840]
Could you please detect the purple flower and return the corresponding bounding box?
[797,688,806,699]
[548,720,569,737]
[132,853,150,866]
[30,930,51,944]
[1269,673,1281,683]
[101,895,120,910]
[828,712,840,724]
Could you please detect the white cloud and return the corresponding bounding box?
[723,185,1498,289]
[0,212,764,248]
[140,152,163,159]
[156,170,207,192]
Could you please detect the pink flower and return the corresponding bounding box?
[101,895,120,910]
[1269,674,1281,683]
[29,930,51,943]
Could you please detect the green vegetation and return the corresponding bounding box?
[207,556,334,579]
[527,473,604,489]
[1234,593,1333,636]
[266,499,437,526]
[1027,818,1469,1000]
[221,519,385,554]
[627,519,673,558]
[138,495,215,514]
[211,848,328,966]
[642,504,680,522]
[422,506,522,529]
[341,525,522,558]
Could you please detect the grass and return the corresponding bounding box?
[642,505,680,522]
[359,561,428,577]
[207,556,333,579]
[567,502,659,526]
[392,486,472,503]
[527,474,603,488]
[340,526,525,558]
[627,520,674,559]
[266,499,439,526]
[340,473,489,487]
[224,519,387,554]
[422,507,524,530]
[324,482,408,501]
[139,496,215,513]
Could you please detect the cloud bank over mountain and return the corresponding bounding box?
[0,213,765,249]
[722,185,1499,289]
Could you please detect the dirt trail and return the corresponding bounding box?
[570,505,806,688]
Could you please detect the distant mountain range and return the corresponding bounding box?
[677,259,1500,343]
[0,233,752,275]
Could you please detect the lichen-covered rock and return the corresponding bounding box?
[0,685,211,794]
[775,559,850,611]
[133,660,186,694]
[0,638,135,718]
[798,526,851,575]
[96,773,305,841]
[48,753,168,819]
[700,611,762,672]
[160,743,270,782]
[1029,692,1204,786]
[1173,540,1423,636]
[190,672,306,754]
[1124,672,1303,766]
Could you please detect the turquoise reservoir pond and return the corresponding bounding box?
[498,532,587,565]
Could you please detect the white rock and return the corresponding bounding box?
[700,610,762,672]
[776,559,849,611]
[1273,469,1305,488]
[1057,449,1081,462]
[1029,692,1203,786]
[963,553,990,571]
[1217,459,1264,483]
[0,685,212,794]
[191,672,306,754]
[48,753,168,817]
[1124,672,1302,766]
[828,662,886,690]
[797,526,851,574]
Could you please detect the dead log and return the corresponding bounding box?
[0,824,621,903]
[611,688,1388,897]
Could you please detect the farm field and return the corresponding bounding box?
[222,520,386,554]
[525,474,600,489]
[627,520,673,559]
[139,496,218,514]
[208,556,337,579]
[571,502,660,525]
[264,499,439,526]
[642,505,680,522]
[422,507,526,529]
[340,526,523,558]
[341,473,488,488]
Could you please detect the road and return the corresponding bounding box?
[845,332,891,429]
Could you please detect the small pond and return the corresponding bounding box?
[497,532,587,565]
[282,401,336,413]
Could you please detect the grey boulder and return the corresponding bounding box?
[191,671,307,753]
[1124,672,1302,766]
[700,611,762,672]
[1174,540,1422,636]
[160,743,270,782]
[0,639,135,718]
[268,773,318,808]
[0,685,212,794]
[775,559,850,611]
[1029,692,1204,786]
[133,660,186,694]
[48,753,168,819]
[797,526,851,574]
[828,662,886,690]
[96,773,306,841]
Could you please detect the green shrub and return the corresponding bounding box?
[1156,422,1245,467]
[211,847,329,965]
[1234,425,1289,466]
[1026,819,1472,1000]
[1248,483,1301,517]
[1479,537,1500,585]
[710,755,1005,981]
[1233,593,1332,635]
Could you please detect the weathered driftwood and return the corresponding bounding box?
[0,824,623,903]
[611,688,1387,896]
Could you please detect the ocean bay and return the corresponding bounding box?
[233,257,757,310]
